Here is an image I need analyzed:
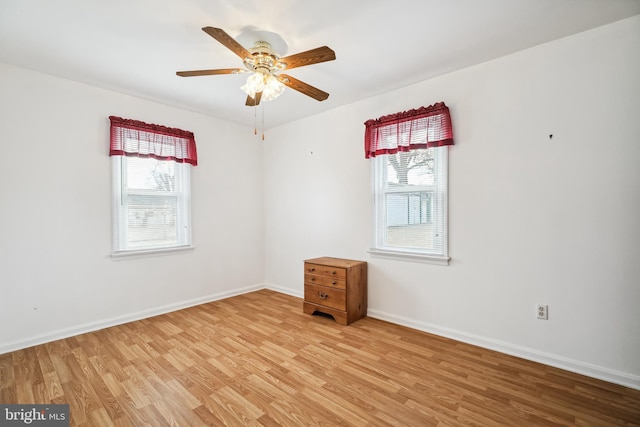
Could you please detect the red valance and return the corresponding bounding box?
[364,102,453,159]
[109,116,198,166]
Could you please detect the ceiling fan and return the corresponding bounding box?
[176,27,336,107]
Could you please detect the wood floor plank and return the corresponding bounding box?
[2,289,639,426]
[154,396,204,427]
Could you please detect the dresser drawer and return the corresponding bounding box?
[304,283,346,311]
[304,273,346,290]
[304,263,346,280]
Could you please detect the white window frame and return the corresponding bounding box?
[369,147,450,265]
[111,156,193,258]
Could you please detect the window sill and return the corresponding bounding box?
[111,245,195,260]
[368,248,450,266]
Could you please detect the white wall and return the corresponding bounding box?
[264,16,640,388]
[0,63,265,352]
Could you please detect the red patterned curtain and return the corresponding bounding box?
[364,102,453,159]
[109,116,198,166]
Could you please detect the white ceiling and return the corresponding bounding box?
[1,0,639,129]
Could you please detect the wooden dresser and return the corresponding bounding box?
[303,257,367,325]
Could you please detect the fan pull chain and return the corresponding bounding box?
[262,103,265,141]
[254,103,257,135]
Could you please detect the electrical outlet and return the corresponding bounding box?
[536,304,548,320]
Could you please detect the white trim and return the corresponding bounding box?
[368,248,450,265]
[367,308,640,391]
[0,283,264,355]
[264,282,303,299]
[111,245,195,259]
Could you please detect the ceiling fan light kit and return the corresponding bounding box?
[240,71,285,101]
[176,27,336,107]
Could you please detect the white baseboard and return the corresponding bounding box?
[367,308,640,391]
[0,284,265,355]
[264,282,303,299]
[4,285,638,391]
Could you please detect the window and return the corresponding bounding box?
[372,148,449,261]
[112,156,192,252]
[109,116,197,255]
[365,103,453,263]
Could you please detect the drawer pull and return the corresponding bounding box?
[332,271,337,275]
[318,292,328,299]
[331,281,337,285]
[309,267,315,272]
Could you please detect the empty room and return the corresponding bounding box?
[1,0,639,425]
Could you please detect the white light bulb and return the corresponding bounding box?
[261,75,285,101]
[240,73,265,97]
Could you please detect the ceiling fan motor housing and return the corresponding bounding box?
[244,41,284,75]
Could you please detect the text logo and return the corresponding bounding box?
[0,405,69,426]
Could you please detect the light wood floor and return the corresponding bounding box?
[1,290,639,426]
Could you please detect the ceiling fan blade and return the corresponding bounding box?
[176,68,246,77]
[245,92,262,107]
[278,74,329,101]
[202,27,252,60]
[278,46,336,71]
